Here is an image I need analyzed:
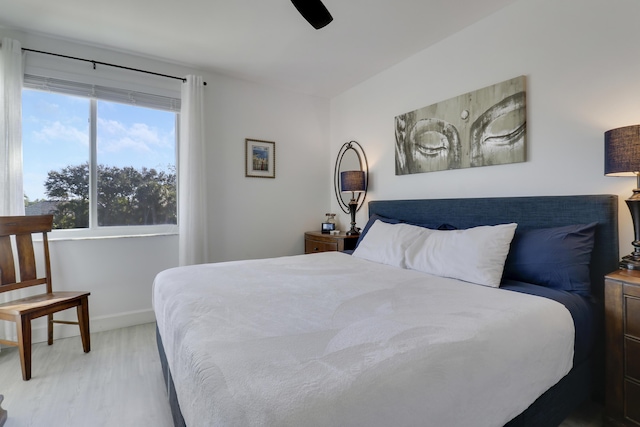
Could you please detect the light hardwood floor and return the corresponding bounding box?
[0,323,172,427]
[0,323,602,427]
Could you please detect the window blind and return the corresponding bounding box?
[23,74,181,112]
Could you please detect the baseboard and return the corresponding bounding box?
[0,309,156,347]
[87,309,157,334]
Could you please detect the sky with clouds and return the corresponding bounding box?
[22,89,176,200]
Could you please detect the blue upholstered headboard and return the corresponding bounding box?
[368,194,619,300]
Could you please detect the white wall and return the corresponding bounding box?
[329,0,640,257]
[1,28,331,342]
[204,74,331,262]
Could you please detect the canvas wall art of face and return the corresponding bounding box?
[395,76,526,175]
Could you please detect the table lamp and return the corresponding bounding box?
[605,124,640,269]
[340,170,366,235]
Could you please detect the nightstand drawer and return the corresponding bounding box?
[627,296,640,339]
[304,231,358,254]
[625,380,640,424]
[305,239,337,253]
[627,338,640,382]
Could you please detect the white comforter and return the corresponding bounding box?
[153,252,574,427]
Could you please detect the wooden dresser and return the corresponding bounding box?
[605,269,640,426]
[304,231,358,254]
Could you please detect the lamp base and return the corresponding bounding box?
[623,189,640,270]
[620,252,640,270]
[346,199,360,236]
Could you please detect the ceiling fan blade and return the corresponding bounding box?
[291,0,333,29]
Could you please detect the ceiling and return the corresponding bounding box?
[0,0,516,98]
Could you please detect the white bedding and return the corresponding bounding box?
[153,252,574,427]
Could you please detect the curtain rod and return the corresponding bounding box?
[22,48,207,85]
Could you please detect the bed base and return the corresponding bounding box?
[157,328,186,427]
[505,358,592,426]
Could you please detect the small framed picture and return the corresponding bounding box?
[245,138,276,178]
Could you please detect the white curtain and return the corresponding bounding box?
[0,37,24,348]
[178,75,208,266]
[0,37,24,217]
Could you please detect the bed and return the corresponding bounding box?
[154,194,619,427]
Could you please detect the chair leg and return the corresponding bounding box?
[0,394,7,427]
[47,313,54,345]
[15,315,32,381]
[77,297,91,353]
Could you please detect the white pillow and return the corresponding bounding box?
[352,220,426,268]
[404,223,517,287]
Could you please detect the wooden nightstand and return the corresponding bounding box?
[304,231,358,254]
[605,269,640,426]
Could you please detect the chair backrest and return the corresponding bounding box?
[0,215,54,295]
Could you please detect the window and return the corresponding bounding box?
[22,75,179,234]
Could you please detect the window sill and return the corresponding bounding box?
[35,225,178,242]
[47,232,178,242]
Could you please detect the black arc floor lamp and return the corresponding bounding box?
[605,124,640,269]
[334,141,368,236]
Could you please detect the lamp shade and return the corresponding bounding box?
[340,170,365,192]
[605,125,640,176]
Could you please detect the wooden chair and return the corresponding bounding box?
[0,215,90,381]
